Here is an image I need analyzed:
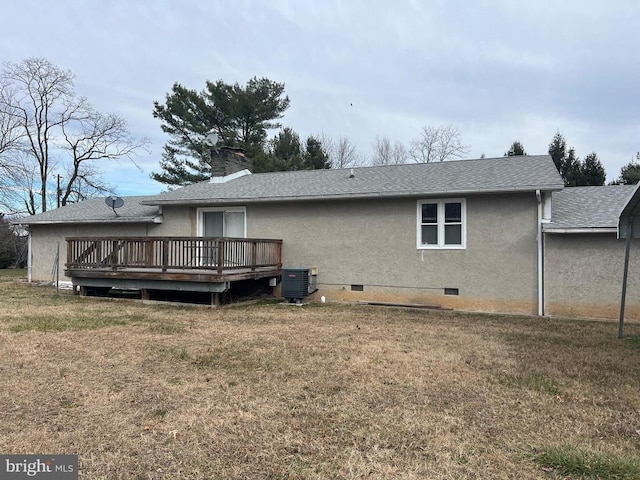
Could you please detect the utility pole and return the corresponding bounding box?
[57,174,62,208]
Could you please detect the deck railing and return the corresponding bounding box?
[66,236,282,273]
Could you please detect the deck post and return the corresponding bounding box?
[66,239,72,268]
[251,241,257,271]
[111,240,118,270]
[211,291,220,307]
[141,289,150,301]
[162,240,169,272]
[217,239,224,274]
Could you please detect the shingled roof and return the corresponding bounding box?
[15,155,564,225]
[141,155,564,206]
[15,196,161,225]
[544,185,637,232]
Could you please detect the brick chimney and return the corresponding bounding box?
[210,147,252,178]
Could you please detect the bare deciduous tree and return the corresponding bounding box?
[0,96,22,157]
[0,58,76,212]
[371,136,392,165]
[0,151,39,215]
[371,137,408,166]
[62,162,114,205]
[318,133,362,169]
[409,125,470,163]
[0,86,28,214]
[0,57,149,214]
[333,136,362,169]
[390,140,408,165]
[60,109,144,206]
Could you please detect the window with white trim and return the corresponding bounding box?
[197,207,246,238]
[195,207,247,267]
[417,199,466,249]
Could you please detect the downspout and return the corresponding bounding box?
[536,190,544,316]
[619,215,633,338]
[27,229,32,283]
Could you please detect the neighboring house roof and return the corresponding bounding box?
[543,185,637,233]
[617,183,640,239]
[14,196,162,225]
[141,155,564,206]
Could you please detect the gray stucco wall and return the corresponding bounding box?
[29,223,151,282]
[29,193,640,320]
[155,206,194,236]
[28,206,195,282]
[544,233,640,320]
[241,193,539,314]
[29,193,540,315]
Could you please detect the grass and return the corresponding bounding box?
[494,371,562,396]
[0,267,27,281]
[0,275,639,479]
[533,446,640,479]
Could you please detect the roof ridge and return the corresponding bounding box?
[249,153,553,176]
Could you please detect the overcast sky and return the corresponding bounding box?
[2,0,639,196]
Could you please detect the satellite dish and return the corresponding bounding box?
[105,196,124,216]
[204,131,219,146]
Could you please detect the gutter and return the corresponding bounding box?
[543,227,618,234]
[16,216,163,226]
[27,231,32,283]
[536,190,544,316]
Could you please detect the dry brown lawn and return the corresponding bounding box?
[1,274,639,479]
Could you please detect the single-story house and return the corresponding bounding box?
[15,154,640,320]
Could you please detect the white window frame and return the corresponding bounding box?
[196,206,247,238]
[416,199,466,250]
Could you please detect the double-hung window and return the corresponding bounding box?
[417,199,466,249]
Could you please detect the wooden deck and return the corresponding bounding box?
[66,265,283,283]
[65,236,283,304]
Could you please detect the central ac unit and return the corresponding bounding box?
[282,267,316,302]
